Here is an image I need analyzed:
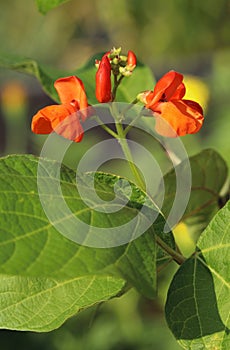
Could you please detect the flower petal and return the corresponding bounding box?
[182,99,204,115]
[170,82,186,99]
[146,71,184,107]
[52,111,84,143]
[31,105,60,134]
[54,76,88,111]
[31,104,83,142]
[152,100,204,137]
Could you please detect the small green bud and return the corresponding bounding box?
[119,66,132,77]
[119,55,127,62]
[112,57,119,65]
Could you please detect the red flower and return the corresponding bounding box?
[31,76,89,142]
[141,71,204,137]
[95,55,112,103]
[127,50,137,68]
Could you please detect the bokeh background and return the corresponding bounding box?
[0,0,229,349]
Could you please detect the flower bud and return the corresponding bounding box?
[127,50,137,68]
[112,57,120,65]
[109,47,121,59]
[95,55,112,103]
[119,55,128,62]
[119,66,132,77]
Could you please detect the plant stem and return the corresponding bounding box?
[115,119,186,265]
[112,74,124,101]
[123,102,143,136]
[112,75,118,101]
[94,116,118,139]
[155,235,186,265]
[115,121,145,190]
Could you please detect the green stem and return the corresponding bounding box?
[117,75,124,85]
[123,101,142,136]
[94,116,118,139]
[112,74,118,101]
[112,74,124,101]
[115,121,145,190]
[155,235,186,265]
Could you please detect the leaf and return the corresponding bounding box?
[35,0,71,14]
[0,274,125,332]
[0,154,156,285]
[197,200,230,330]
[0,154,173,330]
[165,201,230,349]
[0,53,60,101]
[0,53,155,105]
[160,149,229,235]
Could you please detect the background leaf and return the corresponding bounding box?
[35,0,71,14]
[165,201,230,349]
[0,53,61,101]
[159,149,229,236]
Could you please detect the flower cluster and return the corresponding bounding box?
[31,47,204,142]
[31,48,137,142]
[95,47,136,102]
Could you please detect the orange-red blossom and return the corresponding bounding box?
[140,71,204,137]
[31,76,89,142]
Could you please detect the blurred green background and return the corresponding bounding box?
[0,0,229,349]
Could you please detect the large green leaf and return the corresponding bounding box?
[0,154,173,331]
[35,0,71,14]
[0,274,125,332]
[165,201,230,349]
[160,149,229,235]
[0,53,155,105]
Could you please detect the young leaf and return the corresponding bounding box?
[36,0,71,14]
[165,201,230,349]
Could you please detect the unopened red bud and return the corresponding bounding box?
[95,55,112,103]
[127,50,137,67]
